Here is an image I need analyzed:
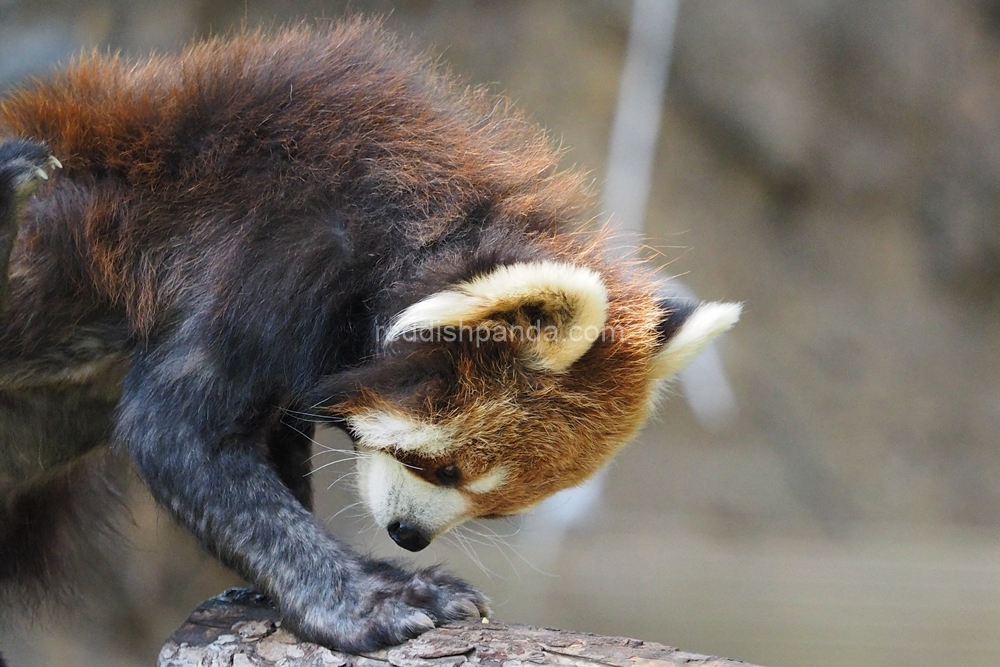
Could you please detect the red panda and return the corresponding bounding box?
[0,19,739,654]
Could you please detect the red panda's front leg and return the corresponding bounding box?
[0,139,60,313]
[114,345,489,653]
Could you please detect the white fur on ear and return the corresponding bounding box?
[653,301,742,380]
[385,261,609,372]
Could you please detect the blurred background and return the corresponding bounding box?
[3,1,1000,666]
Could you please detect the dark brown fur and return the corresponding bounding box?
[0,23,588,337]
[0,19,701,654]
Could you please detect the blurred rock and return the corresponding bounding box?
[672,0,1000,296]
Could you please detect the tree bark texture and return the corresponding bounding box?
[157,589,765,667]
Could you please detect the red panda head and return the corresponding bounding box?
[320,259,739,551]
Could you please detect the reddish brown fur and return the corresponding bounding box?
[1,19,666,519]
[332,241,666,517]
[0,19,698,651]
[0,19,590,335]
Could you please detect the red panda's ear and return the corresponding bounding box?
[385,261,608,372]
[652,299,742,380]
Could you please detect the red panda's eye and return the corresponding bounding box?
[434,464,461,487]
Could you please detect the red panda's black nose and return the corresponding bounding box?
[387,520,431,552]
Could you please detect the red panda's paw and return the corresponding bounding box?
[0,139,61,202]
[392,564,491,623]
[289,562,490,653]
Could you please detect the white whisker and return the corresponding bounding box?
[325,470,359,490]
[280,406,334,422]
[278,419,333,454]
[307,445,358,462]
[444,531,499,580]
[463,520,556,578]
[308,456,363,476]
[326,500,366,522]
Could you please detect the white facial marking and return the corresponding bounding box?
[384,261,608,372]
[654,301,742,380]
[347,409,458,455]
[463,466,509,495]
[357,450,469,537]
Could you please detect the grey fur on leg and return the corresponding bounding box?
[115,346,488,654]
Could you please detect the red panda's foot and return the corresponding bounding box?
[286,562,490,653]
[0,139,61,308]
[0,139,61,203]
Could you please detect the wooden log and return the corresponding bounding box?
[157,589,764,667]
